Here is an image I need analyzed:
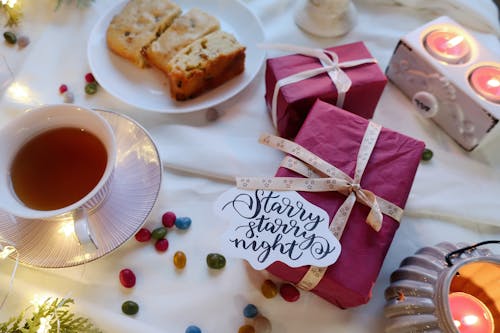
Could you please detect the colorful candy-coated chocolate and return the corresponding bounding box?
[17,35,30,48]
[238,324,255,333]
[134,228,151,242]
[279,283,300,302]
[151,227,167,240]
[205,108,219,122]
[243,304,258,318]
[162,211,177,228]
[3,31,16,44]
[62,91,74,104]
[59,84,68,94]
[174,251,187,269]
[121,300,139,315]
[175,216,192,230]
[206,253,226,269]
[254,315,272,333]
[84,82,98,95]
[119,268,136,288]
[185,325,201,333]
[422,148,433,161]
[261,279,278,299]
[155,238,169,252]
[85,72,96,83]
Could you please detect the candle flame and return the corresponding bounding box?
[446,35,464,48]
[487,78,500,88]
[463,315,480,326]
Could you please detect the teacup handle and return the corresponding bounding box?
[73,208,98,251]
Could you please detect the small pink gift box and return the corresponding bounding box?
[264,41,387,139]
[266,99,425,308]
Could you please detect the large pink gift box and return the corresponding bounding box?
[266,99,425,308]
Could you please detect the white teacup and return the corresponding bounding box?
[0,104,117,249]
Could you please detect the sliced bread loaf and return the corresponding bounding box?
[145,8,221,74]
[166,30,246,101]
[106,0,182,68]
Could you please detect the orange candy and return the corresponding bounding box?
[238,324,255,333]
[261,279,278,299]
[173,251,187,269]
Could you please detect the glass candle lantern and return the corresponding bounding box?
[423,28,471,64]
[384,241,500,333]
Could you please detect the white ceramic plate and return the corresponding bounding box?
[0,110,162,268]
[87,0,266,113]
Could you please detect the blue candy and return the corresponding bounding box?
[243,304,259,318]
[175,216,192,230]
[185,325,201,333]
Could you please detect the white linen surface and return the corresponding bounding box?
[354,0,500,36]
[0,0,500,332]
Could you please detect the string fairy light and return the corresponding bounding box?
[1,0,18,8]
[0,239,19,311]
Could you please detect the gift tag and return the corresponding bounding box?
[214,188,341,270]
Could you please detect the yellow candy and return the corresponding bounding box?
[238,324,255,333]
[261,279,278,299]
[173,251,187,269]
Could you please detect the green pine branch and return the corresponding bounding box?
[0,298,102,333]
[1,0,95,26]
[1,4,22,27]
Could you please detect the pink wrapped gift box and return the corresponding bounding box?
[266,99,425,308]
[264,41,387,139]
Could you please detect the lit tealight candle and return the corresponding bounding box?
[448,292,495,333]
[424,29,471,64]
[469,65,500,104]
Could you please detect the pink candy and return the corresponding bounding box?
[134,228,151,242]
[279,283,300,302]
[119,268,136,288]
[161,211,176,228]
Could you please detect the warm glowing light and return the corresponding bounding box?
[37,315,53,333]
[0,245,15,259]
[424,28,471,64]
[449,292,494,333]
[6,82,33,103]
[1,0,18,8]
[58,221,75,237]
[469,65,500,104]
[487,78,500,88]
[447,35,464,48]
[31,294,51,312]
[463,315,480,326]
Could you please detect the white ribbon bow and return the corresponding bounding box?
[260,43,377,128]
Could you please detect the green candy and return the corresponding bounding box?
[85,82,98,95]
[151,226,167,240]
[422,148,433,161]
[206,253,226,269]
[3,31,17,44]
[121,300,139,315]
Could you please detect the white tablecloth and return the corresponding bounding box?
[0,0,499,332]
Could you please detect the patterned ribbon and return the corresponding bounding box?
[260,43,377,128]
[236,123,404,290]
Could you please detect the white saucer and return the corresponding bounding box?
[0,110,162,268]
